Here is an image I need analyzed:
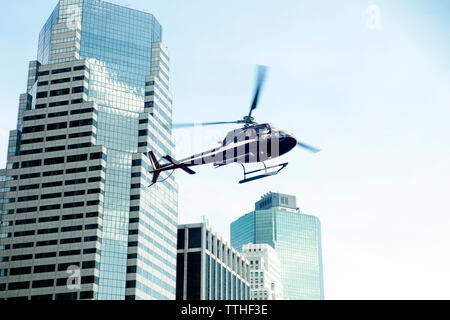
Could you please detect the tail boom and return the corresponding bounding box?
[148,151,196,185]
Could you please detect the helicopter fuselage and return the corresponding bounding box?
[183,123,297,166]
[148,123,297,182]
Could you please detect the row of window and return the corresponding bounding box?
[12,214,100,230]
[10,225,100,238]
[14,275,97,290]
[37,65,87,77]
[50,47,76,55]
[23,107,95,122]
[1,248,97,264]
[36,86,88,99]
[2,291,95,300]
[145,91,172,124]
[35,98,85,109]
[4,199,102,217]
[1,165,104,187]
[20,142,93,155]
[1,262,98,278]
[22,118,96,134]
[145,81,171,104]
[2,248,98,265]
[21,131,96,145]
[14,218,102,232]
[16,212,99,225]
[3,178,104,202]
[17,180,101,192]
[11,152,105,170]
[1,261,98,276]
[52,36,79,45]
[2,235,100,252]
[10,197,102,208]
[37,75,86,87]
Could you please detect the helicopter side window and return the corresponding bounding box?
[244,128,257,140]
[258,124,272,133]
[232,129,249,142]
[256,126,270,140]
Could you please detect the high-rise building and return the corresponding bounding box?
[241,243,283,300]
[0,0,178,300]
[231,192,324,300]
[176,223,250,300]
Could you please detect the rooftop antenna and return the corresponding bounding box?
[201,215,209,226]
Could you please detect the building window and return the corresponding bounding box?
[51,78,70,84]
[31,294,53,300]
[50,88,70,97]
[222,266,226,300]
[8,281,30,290]
[217,264,221,300]
[186,252,201,300]
[34,264,56,273]
[32,279,54,289]
[36,92,48,99]
[48,111,68,118]
[55,292,78,300]
[21,159,41,168]
[227,270,231,300]
[51,67,72,74]
[188,228,201,249]
[205,254,210,300]
[80,291,94,300]
[176,253,184,300]
[49,100,69,107]
[177,228,185,250]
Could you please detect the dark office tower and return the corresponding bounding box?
[0,0,177,300]
[231,192,324,300]
[176,223,251,300]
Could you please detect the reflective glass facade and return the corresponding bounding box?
[38,2,60,65]
[231,193,324,300]
[77,0,161,300]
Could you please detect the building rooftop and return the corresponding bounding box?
[255,192,299,212]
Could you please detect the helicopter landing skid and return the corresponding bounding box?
[239,162,288,184]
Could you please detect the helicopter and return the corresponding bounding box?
[148,65,320,185]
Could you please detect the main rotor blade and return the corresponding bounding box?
[297,141,321,153]
[248,65,268,118]
[173,121,240,129]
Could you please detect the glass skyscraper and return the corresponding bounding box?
[231,192,324,300]
[0,0,177,300]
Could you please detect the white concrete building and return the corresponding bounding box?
[241,243,284,300]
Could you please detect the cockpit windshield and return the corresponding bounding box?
[222,124,272,145]
[256,124,271,135]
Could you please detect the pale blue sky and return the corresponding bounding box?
[0,0,449,299]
